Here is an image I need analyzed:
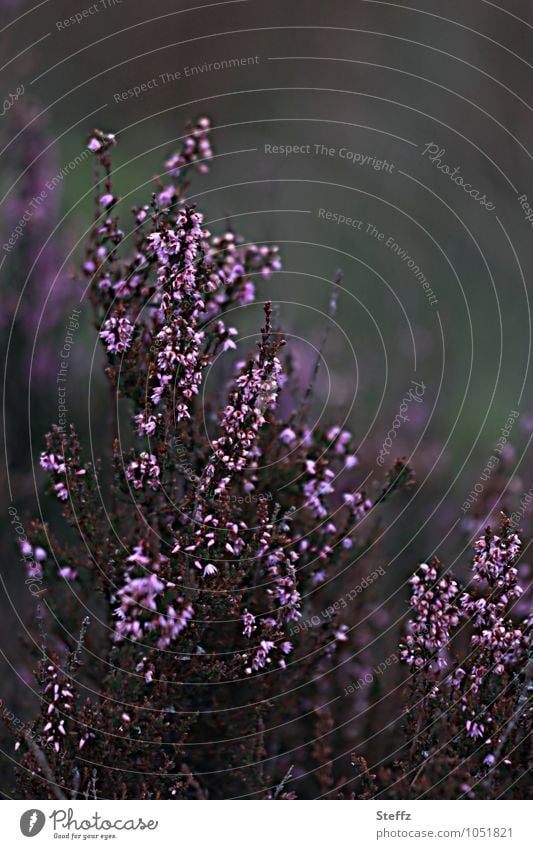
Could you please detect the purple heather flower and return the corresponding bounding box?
[100,315,133,354]
[99,193,115,208]
[280,427,296,444]
[53,482,69,501]
[114,572,193,649]
[242,610,256,638]
[125,452,161,490]
[40,451,65,473]
[400,562,461,671]
[126,545,150,566]
[134,412,160,436]
[465,719,485,738]
[164,117,213,178]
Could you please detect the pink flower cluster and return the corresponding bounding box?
[114,573,194,650]
[402,518,530,758]
[164,117,213,178]
[267,550,302,624]
[455,525,529,740]
[206,232,281,310]
[142,209,239,421]
[206,339,283,489]
[400,562,461,670]
[125,452,161,490]
[40,446,87,501]
[42,664,74,754]
[245,638,293,675]
[99,314,133,354]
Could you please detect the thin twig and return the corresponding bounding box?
[71,767,81,799]
[180,762,208,799]
[273,764,294,799]
[291,269,341,425]
[67,616,91,676]
[109,380,119,515]
[484,648,533,790]
[25,737,66,800]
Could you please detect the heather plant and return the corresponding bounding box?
[10,118,413,800]
[333,518,531,801]
[8,118,530,801]
[390,516,531,799]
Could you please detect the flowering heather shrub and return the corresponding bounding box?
[390,517,531,799]
[9,118,530,800]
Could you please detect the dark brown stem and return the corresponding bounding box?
[25,738,66,800]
